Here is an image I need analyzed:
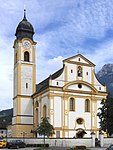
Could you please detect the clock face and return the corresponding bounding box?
[23,40,31,49]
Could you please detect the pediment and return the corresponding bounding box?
[63,54,95,67]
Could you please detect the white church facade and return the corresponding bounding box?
[11,10,107,138]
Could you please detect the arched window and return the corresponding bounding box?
[24,51,29,62]
[35,101,39,108]
[43,105,47,118]
[77,66,82,77]
[85,99,90,112]
[70,98,75,111]
[15,53,17,64]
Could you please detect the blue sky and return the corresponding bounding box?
[0,0,113,110]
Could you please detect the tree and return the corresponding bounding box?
[97,96,113,136]
[37,117,55,146]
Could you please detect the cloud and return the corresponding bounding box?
[36,56,63,83]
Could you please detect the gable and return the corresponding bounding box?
[63,54,95,67]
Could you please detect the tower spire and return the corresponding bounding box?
[23,6,27,21]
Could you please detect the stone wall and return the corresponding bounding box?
[103,138,113,147]
[7,138,92,147]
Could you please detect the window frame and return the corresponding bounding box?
[77,66,82,77]
[85,99,90,112]
[69,98,75,111]
[24,51,29,62]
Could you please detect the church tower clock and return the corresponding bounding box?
[12,9,36,137]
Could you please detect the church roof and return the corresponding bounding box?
[33,66,64,96]
[15,9,34,40]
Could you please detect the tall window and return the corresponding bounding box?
[26,83,28,88]
[35,101,39,127]
[70,98,75,111]
[43,105,47,118]
[77,66,82,77]
[35,101,39,108]
[15,53,17,64]
[24,51,29,62]
[85,99,90,112]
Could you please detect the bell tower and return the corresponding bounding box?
[12,9,36,137]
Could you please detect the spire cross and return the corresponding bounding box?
[77,50,80,54]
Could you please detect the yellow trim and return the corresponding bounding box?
[13,37,37,138]
[64,64,68,82]
[92,68,94,86]
[22,38,37,45]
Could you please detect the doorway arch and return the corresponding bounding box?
[76,128,87,138]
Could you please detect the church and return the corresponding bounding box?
[11,10,107,138]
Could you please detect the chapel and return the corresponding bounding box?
[11,10,107,138]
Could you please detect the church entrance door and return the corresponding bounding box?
[76,129,87,138]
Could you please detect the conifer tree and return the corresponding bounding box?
[97,96,113,136]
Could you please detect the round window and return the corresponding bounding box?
[78,84,82,88]
[76,118,84,124]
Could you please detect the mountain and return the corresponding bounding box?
[0,108,13,128]
[97,64,113,97]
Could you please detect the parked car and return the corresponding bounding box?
[106,144,113,150]
[7,140,26,149]
[0,139,7,148]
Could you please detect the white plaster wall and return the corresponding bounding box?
[42,96,48,107]
[65,132,68,138]
[68,84,91,91]
[13,99,17,116]
[71,57,89,64]
[50,99,54,110]
[67,63,77,81]
[14,67,17,97]
[20,98,33,116]
[69,131,76,138]
[69,98,91,130]
[21,65,33,95]
[23,138,92,147]
[21,116,33,124]
[52,71,65,87]
[94,74,105,91]
[52,80,64,87]
[54,97,62,127]
[12,117,16,124]
[103,138,113,147]
[83,66,92,84]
